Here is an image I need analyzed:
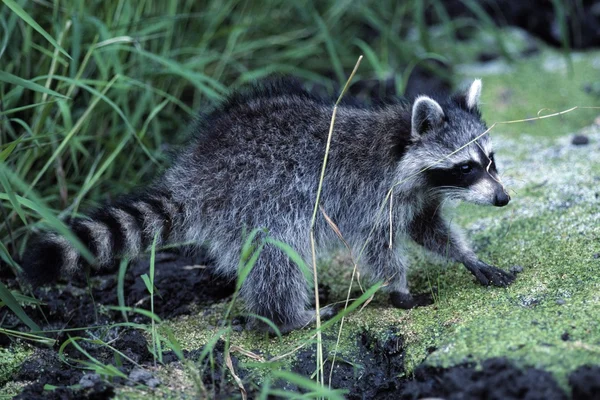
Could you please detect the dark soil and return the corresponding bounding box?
[427,0,600,50]
[289,330,405,398]
[11,334,600,399]
[14,348,116,400]
[400,359,567,400]
[569,365,600,400]
[3,251,235,331]
[2,252,236,399]
[290,330,600,400]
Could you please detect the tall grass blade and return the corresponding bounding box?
[0,170,94,263]
[2,0,72,59]
[266,238,313,287]
[106,306,162,322]
[147,232,159,365]
[313,12,345,84]
[117,258,129,322]
[550,0,573,75]
[462,0,511,61]
[0,169,27,224]
[0,241,19,272]
[237,228,266,290]
[0,281,40,331]
[27,75,120,191]
[318,282,382,332]
[414,0,431,51]
[0,71,69,99]
[0,327,54,345]
[0,100,59,117]
[308,55,363,390]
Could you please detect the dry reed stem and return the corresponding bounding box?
[319,206,362,389]
[309,55,363,390]
[225,345,247,400]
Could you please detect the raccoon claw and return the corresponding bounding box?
[390,291,434,309]
[465,261,515,287]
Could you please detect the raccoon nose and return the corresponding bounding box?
[494,190,510,207]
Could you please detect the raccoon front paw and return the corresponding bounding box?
[465,261,515,287]
[390,291,434,309]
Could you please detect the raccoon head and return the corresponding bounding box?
[409,79,510,207]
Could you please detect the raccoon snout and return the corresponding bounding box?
[493,189,510,207]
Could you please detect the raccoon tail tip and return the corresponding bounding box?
[20,235,79,287]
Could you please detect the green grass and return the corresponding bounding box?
[403,204,600,378]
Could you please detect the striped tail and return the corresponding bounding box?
[21,189,181,286]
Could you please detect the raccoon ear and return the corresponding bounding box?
[465,79,482,111]
[411,96,445,138]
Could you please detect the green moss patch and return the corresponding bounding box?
[0,345,32,392]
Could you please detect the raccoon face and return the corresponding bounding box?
[409,79,510,207]
[425,150,510,207]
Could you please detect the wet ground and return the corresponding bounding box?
[1,252,236,398]
[1,252,234,339]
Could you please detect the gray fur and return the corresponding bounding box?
[79,219,112,267]
[24,78,515,332]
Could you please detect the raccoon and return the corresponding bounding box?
[22,78,515,333]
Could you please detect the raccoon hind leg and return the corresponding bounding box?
[239,244,326,334]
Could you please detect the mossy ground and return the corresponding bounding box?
[0,345,31,395]
[395,50,600,386]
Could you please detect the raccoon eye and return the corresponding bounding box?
[458,163,473,174]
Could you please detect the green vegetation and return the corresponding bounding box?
[1,0,598,398]
[0,345,30,385]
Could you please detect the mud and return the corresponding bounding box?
[14,348,115,400]
[289,330,405,398]
[289,331,600,400]
[3,251,235,333]
[2,252,235,398]
[12,349,600,399]
[400,358,567,400]
[569,365,600,400]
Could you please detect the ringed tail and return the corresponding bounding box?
[21,188,181,286]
